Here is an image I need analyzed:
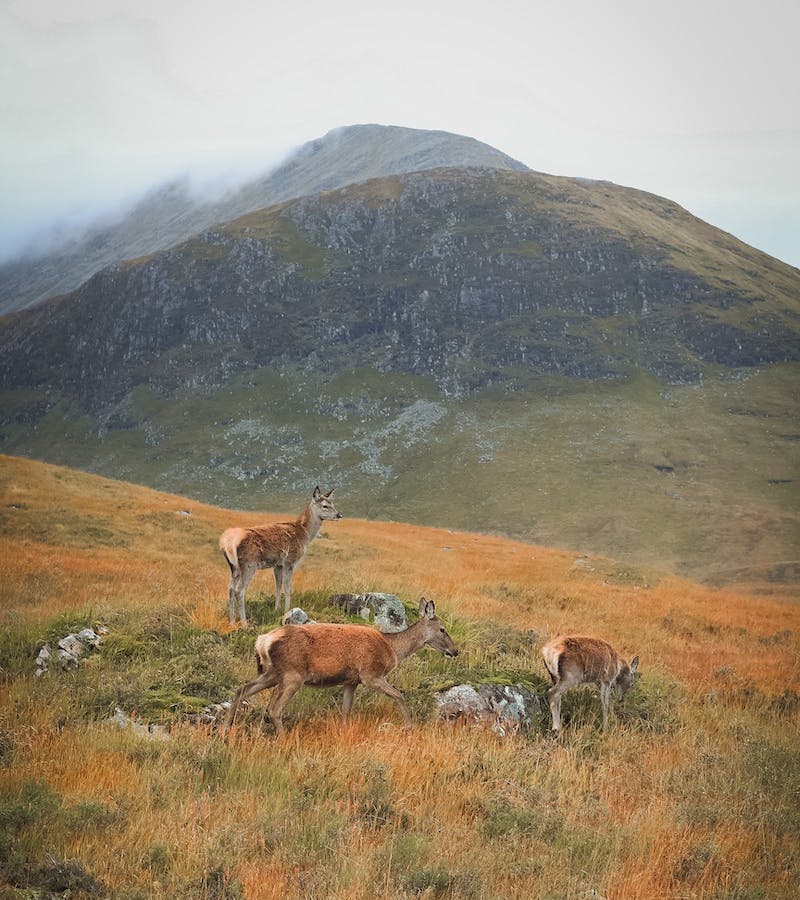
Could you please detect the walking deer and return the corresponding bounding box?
[219,486,342,625]
[541,635,639,732]
[226,598,458,732]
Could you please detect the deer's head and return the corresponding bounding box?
[312,486,343,520]
[614,655,639,699]
[418,598,459,658]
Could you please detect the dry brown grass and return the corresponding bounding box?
[1,454,798,897]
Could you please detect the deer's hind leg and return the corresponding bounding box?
[547,681,567,732]
[226,670,280,728]
[235,563,257,626]
[224,554,241,625]
[266,672,304,734]
[227,575,239,625]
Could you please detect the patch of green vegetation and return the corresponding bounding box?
[11,607,244,724]
[0,623,42,679]
[0,501,129,550]
[225,208,338,279]
[0,780,115,894]
[6,360,797,584]
[742,737,800,832]
[482,799,563,841]
[401,866,480,898]
[616,672,682,734]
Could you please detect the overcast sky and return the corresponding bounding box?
[2,0,798,266]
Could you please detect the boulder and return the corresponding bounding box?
[435,682,543,735]
[282,607,314,625]
[329,592,409,632]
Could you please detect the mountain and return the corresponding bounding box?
[1,126,798,585]
[0,125,528,315]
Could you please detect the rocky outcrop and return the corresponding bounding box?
[2,167,796,417]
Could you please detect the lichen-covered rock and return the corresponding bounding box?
[282,607,315,625]
[35,626,107,674]
[435,682,543,734]
[329,592,408,632]
[108,707,170,741]
[34,643,51,677]
[188,700,232,725]
[365,593,408,633]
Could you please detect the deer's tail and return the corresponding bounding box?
[541,644,561,684]
[254,632,278,678]
[219,528,246,572]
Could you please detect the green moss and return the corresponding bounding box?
[225,209,337,279]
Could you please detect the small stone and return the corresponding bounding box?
[282,607,311,625]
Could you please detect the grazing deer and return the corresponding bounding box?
[226,598,458,732]
[219,486,342,625]
[541,635,639,732]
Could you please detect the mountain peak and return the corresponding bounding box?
[0,124,529,315]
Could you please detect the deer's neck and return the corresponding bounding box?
[296,504,323,544]
[383,619,428,664]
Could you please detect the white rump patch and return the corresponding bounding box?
[542,644,561,679]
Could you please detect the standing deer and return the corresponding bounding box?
[219,486,342,625]
[541,634,639,732]
[226,598,458,732]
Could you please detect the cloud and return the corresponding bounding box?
[1,0,798,265]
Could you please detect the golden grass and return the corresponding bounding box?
[1,453,798,897]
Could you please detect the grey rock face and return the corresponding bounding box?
[3,167,795,418]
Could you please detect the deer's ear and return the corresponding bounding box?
[418,597,427,617]
[325,487,335,498]
[630,656,639,674]
[313,486,322,500]
[424,600,436,619]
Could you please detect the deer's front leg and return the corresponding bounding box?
[273,566,284,612]
[282,566,295,614]
[342,684,357,720]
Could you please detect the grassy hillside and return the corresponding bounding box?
[3,365,798,588]
[1,455,798,898]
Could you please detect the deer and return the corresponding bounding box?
[541,634,639,733]
[225,598,458,732]
[219,486,342,626]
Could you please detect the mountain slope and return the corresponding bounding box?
[2,166,797,402]
[1,164,798,584]
[0,125,528,315]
